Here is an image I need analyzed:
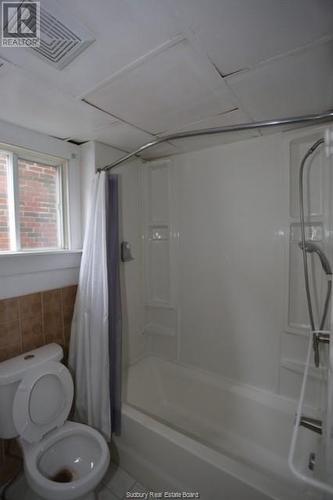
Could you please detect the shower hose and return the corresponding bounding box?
[299,138,331,367]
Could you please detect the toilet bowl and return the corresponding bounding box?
[0,344,110,500]
[22,421,110,500]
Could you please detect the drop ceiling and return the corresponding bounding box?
[0,0,331,159]
[84,37,237,134]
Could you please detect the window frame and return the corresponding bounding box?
[0,145,69,253]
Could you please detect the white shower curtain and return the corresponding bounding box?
[69,172,111,440]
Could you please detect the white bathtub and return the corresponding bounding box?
[114,356,322,500]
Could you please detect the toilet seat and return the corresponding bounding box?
[13,361,74,443]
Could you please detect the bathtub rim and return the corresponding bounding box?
[116,403,315,500]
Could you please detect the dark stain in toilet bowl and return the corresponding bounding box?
[50,468,75,483]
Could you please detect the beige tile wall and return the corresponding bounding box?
[0,285,77,480]
[0,285,77,362]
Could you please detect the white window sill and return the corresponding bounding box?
[0,249,82,257]
[0,249,82,299]
[0,250,82,278]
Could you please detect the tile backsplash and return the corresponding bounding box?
[0,285,78,480]
[0,285,77,362]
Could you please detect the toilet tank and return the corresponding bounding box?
[0,343,63,439]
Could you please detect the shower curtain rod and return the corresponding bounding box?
[98,110,333,172]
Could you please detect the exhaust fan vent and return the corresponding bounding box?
[29,1,95,70]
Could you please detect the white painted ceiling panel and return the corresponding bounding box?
[0,0,180,98]
[139,142,179,160]
[84,38,237,134]
[88,109,259,158]
[82,122,156,151]
[0,0,330,155]
[174,0,333,75]
[169,130,261,155]
[227,41,333,121]
[168,108,253,133]
[0,65,117,139]
[168,109,260,153]
[78,121,179,159]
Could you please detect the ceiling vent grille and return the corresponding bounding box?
[29,1,95,70]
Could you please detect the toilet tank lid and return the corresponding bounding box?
[0,344,63,385]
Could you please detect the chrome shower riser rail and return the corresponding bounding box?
[98,110,333,172]
[298,138,330,367]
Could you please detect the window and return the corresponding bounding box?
[0,151,10,251]
[0,146,67,252]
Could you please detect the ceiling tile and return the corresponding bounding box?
[174,0,333,75]
[87,122,156,151]
[0,65,117,139]
[227,41,333,121]
[168,108,252,132]
[0,0,330,153]
[170,130,260,154]
[0,0,180,98]
[84,38,236,134]
[81,122,179,160]
[89,110,258,158]
[168,109,260,152]
[140,141,179,160]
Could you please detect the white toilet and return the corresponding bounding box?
[0,343,110,500]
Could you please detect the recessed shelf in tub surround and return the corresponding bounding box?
[149,225,169,241]
[142,323,176,337]
[142,159,179,354]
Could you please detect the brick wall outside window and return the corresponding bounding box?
[0,152,10,251]
[18,159,59,249]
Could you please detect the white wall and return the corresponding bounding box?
[174,134,286,393]
[135,124,331,401]
[80,141,124,235]
[80,141,96,232]
[80,141,146,365]
[114,160,146,365]
[0,119,82,299]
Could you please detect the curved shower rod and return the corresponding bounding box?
[97,110,333,172]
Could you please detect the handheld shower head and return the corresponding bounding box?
[298,241,332,276]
